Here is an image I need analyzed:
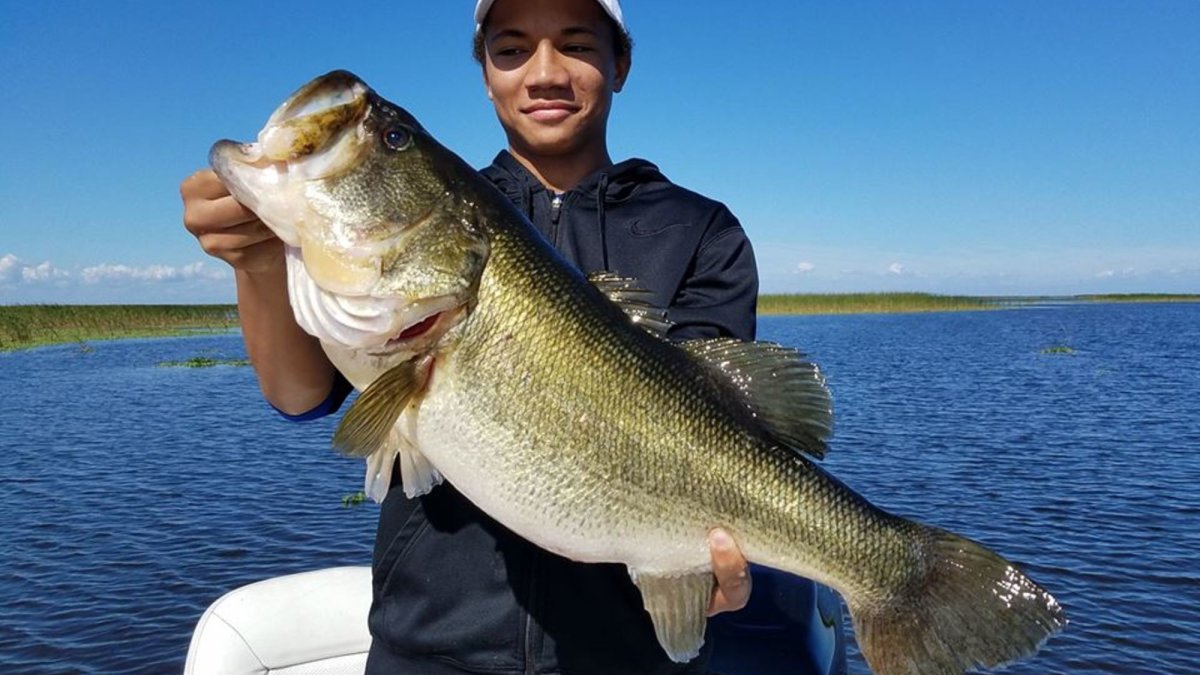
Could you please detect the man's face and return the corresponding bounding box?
[481,0,629,160]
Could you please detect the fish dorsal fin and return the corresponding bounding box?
[588,271,673,338]
[629,569,713,663]
[682,338,833,459]
[333,356,428,458]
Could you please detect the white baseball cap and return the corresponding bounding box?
[474,0,626,33]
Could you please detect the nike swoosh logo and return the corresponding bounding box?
[629,220,690,237]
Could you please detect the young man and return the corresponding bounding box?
[181,0,843,672]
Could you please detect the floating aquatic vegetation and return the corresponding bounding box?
[157,356,250,368]
[1040,345,1076,355]
[340,491,367,508]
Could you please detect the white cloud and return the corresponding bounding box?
[795,261,815,274]
[0,254,18,282]
[886,262,905,275]
[1,253,232,303]
[1095,267,1136,279]
[21,260,69,282]
[83,263,157,283]
[0,253,67,285]
[179,261,229,281]
[81,261,228,284]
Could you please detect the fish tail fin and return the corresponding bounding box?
[848,527,1066,675]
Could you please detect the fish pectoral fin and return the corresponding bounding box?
[629,568,713,663]
[333,356,429,458]
[587,271,673,338]
[682,338,833,460]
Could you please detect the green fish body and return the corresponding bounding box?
[210,70,1065,674]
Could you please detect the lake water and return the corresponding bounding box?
[1,302,1197,674]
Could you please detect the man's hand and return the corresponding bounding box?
[181,169,283,274]
[707,528,751,616]
[181,168,337,414]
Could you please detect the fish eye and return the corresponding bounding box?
[383,126,412,151]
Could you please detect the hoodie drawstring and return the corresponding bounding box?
[596,174,610,271]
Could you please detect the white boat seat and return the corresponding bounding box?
[184,566,372,675]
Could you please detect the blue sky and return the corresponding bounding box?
[1,0,1197,302]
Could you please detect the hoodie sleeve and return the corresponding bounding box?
[666,207,759,342]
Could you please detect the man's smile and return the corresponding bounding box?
[522,101,580,122]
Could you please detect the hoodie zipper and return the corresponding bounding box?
[523,554,540,674]
[523,611,536,675]
[550,192,563,224]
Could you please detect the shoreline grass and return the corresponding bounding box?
[0,304,238,352]
[2,293,1195,350]
[758,293,999,315]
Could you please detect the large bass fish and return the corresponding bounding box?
[210,70,1065,674]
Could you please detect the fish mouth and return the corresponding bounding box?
[264,71,369,130]
[208,71,374,247]
[210,70,370,169]
[257,70,370,161]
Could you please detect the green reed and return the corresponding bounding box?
[6,293,1188,350]
[0,304,239,351]
[758,293,998,315]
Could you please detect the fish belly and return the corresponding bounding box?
[413,364,713,574]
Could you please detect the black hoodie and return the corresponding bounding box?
[361,152,777,674]
[481,151,759,342]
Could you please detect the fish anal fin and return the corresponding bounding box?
[333,356,429,458]
[683,338,833,459]
[587,271,673,338]
[629,569,713,663]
